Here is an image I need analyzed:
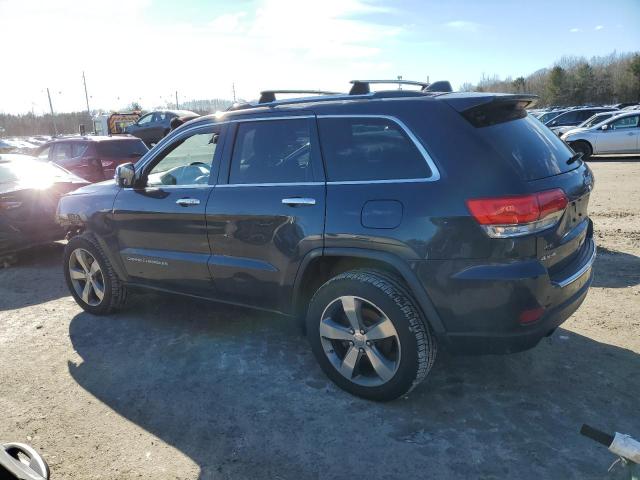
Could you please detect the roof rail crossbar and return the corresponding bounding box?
[258,90,341,104]
[349,79,430,95]
[349,79,453,95]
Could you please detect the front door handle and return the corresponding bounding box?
[282,197,316,206]
[176,198,200,206]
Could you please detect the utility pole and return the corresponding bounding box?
[82,71,91,115]
[175,90,179,109]
[46,88,58,136]
[232,82,236,102]
[397,75,403,90]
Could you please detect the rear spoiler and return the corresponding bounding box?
[444,93,538,112]
[443,93,539,127]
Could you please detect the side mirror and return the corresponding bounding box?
[600,124,609,131]
[115,163,136,188]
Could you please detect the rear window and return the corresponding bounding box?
[317,117,431,182]
[98,139,148,158]
[473,115,577,181]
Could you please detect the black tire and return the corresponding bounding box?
[306,269,437,401]
[63,233,127,315]
[571,140,592,159]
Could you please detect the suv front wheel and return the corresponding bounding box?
[306,270,437,401]
[64,234,127,315]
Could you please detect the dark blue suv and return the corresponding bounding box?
[57,80,596,400]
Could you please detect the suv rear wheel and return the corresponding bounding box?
[64,234,127,315]
[306,270,436,401]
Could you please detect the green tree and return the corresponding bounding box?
[572,63,595,105]
[629,54,640,100]
[512,76,526,92]
[547,66,566,105]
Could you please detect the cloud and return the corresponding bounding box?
[569,27,581,33]
[208,12,247,34]
[444,20,482,32]
[595,25,604,30]
[0,0,405,113]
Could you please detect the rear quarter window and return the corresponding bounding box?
[98,140,148,158]
[317,117,431,182]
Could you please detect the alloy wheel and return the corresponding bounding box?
[68,248,105,307]
[319,296,401,387]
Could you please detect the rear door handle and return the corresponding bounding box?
[176,198,200,206]
[282,197,316,206]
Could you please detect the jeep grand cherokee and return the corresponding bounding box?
[56,80,596,401]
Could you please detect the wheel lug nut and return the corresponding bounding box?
[366,341,371,346]
[349,329,355,334]
[360,329,365,335]
[349,341,354,346]
[359,348,364,353]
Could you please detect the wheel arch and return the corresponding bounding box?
[569,138,594,156]
[292,248,446,335]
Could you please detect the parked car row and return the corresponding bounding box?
[529,103,640,157]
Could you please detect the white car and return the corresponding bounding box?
[561,111,640,157]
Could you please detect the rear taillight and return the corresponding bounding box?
[467,188,568,238]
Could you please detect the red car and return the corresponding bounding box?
[36,136,148,183]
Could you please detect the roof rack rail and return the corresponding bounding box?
[258,89,341,104]
[348,79,452,95]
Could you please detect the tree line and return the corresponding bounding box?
[461,51,640,107]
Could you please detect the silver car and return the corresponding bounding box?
[561,111,640,157]
[552,111,619,137]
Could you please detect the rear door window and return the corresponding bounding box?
[317,117,431,182]
[474,115,577,181]
[229,118,314,184]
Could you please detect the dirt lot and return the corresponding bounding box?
[1,159,639,480]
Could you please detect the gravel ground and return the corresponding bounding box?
[1,159,639,480]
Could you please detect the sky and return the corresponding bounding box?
[0,0,639,114]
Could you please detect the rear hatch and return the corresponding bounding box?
[447,94,594,274]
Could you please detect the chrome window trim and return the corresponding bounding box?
[217,182,324,188]
[143,184,213,190]
[137,114,440,188]
[316,114,441,182]
[326,178,433,186]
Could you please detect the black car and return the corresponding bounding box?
[124,110,198,147]
[1,154,88,264]
[57,81,596,400]
[546,107,617,132]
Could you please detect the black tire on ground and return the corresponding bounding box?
[571,140,592,159]
[306,269,437,401]
[63,233,127,315]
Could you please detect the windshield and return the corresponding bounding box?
[580,113,613,128]
[0,159,78,186]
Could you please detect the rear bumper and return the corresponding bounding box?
[416,237,596,355]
